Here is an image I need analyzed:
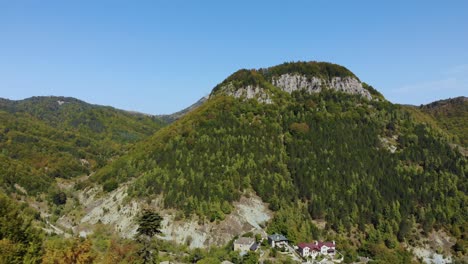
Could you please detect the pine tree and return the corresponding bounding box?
[135,209,162,264]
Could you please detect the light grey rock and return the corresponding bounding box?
[217,83,273,104]
[272,74,372,100]
[214,73,371,104]
[272,74,323,93]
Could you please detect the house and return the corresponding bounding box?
[233,237,256,253]
[250,242,259,251]
[297,241,336,258]
[268,233,289,248]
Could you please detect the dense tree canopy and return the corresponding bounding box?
[0,63,466,262]
[0,96,166,194]
[95,86,467,248]
[0,194,43,263]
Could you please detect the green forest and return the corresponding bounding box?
[419,97,468,147]
[93,63,467,262]
[0,96,166,194]
[0,62,467,263]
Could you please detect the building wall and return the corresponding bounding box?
[234,243,252,252]
[270,240,287,248]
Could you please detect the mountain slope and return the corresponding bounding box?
[0,96,166,144]
[158,96,208,123]
[0,96,167,194]
[0,61,465,263]
[94,61,467,250]
[419,96,468,147]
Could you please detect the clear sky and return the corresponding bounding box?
[1,1,467,114]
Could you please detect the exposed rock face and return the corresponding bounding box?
[216,83,273,104]
[272,74,323,93]
[215,74,372,104]
[159,195,271,248]
[330,77,371,99]
[272,74,372,100]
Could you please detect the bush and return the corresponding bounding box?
[289,122,310,134]
[103,179,118,192]
[53,191,67,205]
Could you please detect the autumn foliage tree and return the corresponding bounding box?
[0,194,43,263]
[42,238,96,264]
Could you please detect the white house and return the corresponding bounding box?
[297,241,336,258]
[267,233,289,248]
[233,237,256,253]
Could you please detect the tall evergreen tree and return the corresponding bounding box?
[135,209,162,264]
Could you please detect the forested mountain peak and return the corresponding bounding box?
[93,65,466,260]
[0,96,166,134]
[211,61,373,102]
[263,61,358,80]
[0,96,88,110]
[0,95,154,119]
[0,72,466,263]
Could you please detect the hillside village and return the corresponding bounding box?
[233,233,344,263]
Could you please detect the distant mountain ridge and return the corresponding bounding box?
[158,96,208,123]
[0,96,166,195]
[421,96,467,108]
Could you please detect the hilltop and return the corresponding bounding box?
[211,61,376,103]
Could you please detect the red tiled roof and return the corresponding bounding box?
[297,242,320,251]
[297,241,335,251]
[297,242,309,249]
[319,241,335,248]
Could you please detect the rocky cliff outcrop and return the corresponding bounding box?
[271,73,372,100]
[211,61,374,103]
[214,83,273,104]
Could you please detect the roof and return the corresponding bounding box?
[298,241,335,251]
[298,242,319,251]
[320,241,335,248]
[268,233,288,242]
[234,237,255,246]
[250,242,259,251]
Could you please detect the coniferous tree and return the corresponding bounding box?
[135,209,162,264]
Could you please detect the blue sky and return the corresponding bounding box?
[1,1,467,114]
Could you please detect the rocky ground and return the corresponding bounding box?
[40,179,272,248]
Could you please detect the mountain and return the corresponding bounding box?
[0,62,466,263]
[399,96,467,157]
[0,96,166,194]
[210,61,374,103]
[158,96,209,123]
[0,96,166,142]
[419,96,468,147]
[92,61,466,260]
